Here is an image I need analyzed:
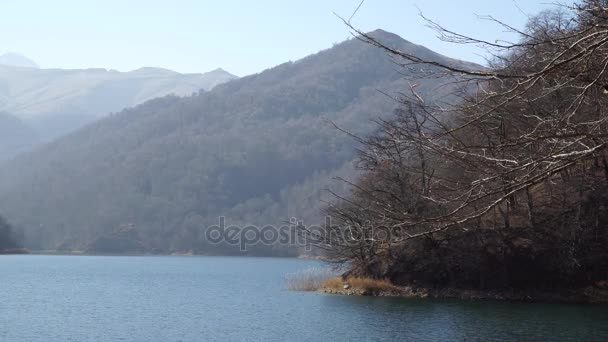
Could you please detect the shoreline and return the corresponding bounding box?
[3,251,309,259]
[5,252,608,304]
[319,283,608,304]
[0,248,29,255]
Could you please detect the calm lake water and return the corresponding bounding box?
[1,255,607,341]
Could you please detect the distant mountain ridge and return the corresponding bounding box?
[0,52,39,68]
[0,30,479,254]
[0,63,238,143]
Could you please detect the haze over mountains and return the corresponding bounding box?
[0,54,237,159]
[0,30,478,254]
[0,112,39,162]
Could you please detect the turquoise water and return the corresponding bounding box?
[0,255,607,341]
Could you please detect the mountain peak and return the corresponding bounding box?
[0,52,39,68]
[366,28,400,37]
[211,67,228,73]
[364,29,414,45]
[206,67,237,77]
[130,67,180,76]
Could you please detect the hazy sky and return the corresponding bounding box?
[2,0,552,76]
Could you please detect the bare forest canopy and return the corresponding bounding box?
[309,0,608,291]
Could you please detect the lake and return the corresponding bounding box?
[1,255,607,341]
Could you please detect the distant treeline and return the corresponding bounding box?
[0,215,21,253]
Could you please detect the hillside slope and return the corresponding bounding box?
[0,64,237,141]
[0,30,476,254]
[0,112,39,161]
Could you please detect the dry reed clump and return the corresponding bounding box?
[285,267,336,291]
[286,268,403,295]
[322,277,343,289]
[323,277,403,293]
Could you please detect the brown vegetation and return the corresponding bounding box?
[302,0,608,298]
[285,267,337,291]
[322,277,403,295]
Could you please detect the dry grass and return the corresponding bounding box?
[322,277,344,289]
[323,276,402,293]
[348,277,402,291]
[286,268,403,295]
[285,267,337,291]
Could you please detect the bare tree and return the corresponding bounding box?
[311,1,608,287]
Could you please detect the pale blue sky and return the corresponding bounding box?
[2,0,552,76]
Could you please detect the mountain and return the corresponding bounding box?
[0,30,478,254]
[0,112,39,160]
[0,52,39,68]
[0,64,237,141]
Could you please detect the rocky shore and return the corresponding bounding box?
[319,279,608,304]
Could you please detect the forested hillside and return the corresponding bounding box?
[0,214,21,253]
[0,112,39,160]
[0,30,475,254]
[316,3,608,296]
